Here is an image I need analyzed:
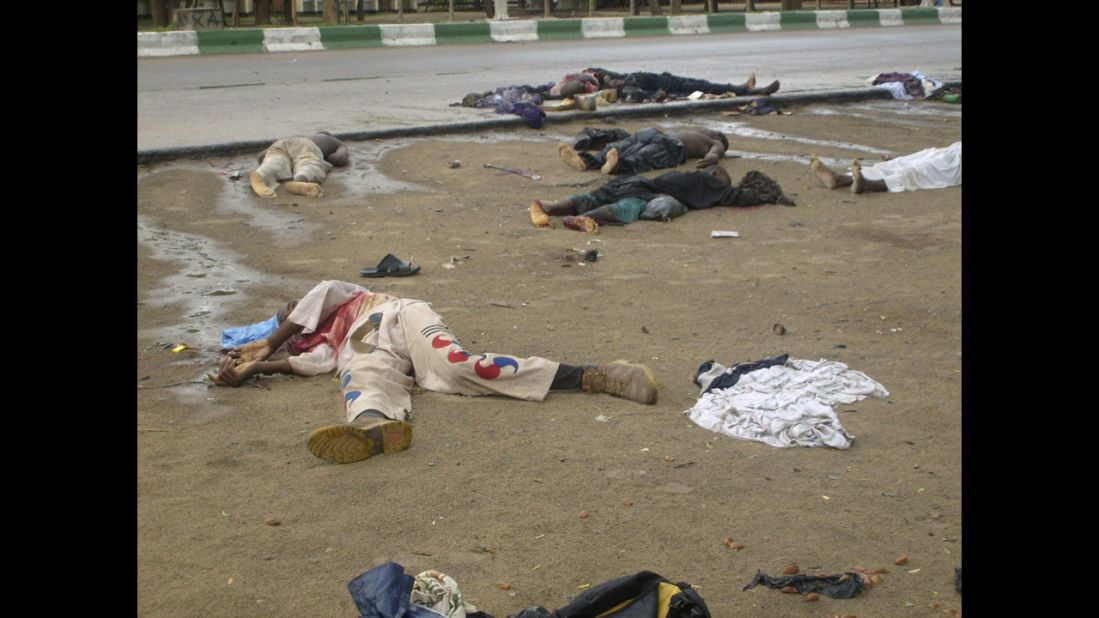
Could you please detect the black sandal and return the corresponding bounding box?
[360,253,421,278]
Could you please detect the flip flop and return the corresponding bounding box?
[360,253,421,278]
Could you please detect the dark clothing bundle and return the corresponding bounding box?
[743,570,866,599]
[578,128,688,175]
[461,84,551,128]
[571,127,631,151]
[591,171,759,210]
[593,68,750,98]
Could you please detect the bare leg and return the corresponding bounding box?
[284,181,324,197]
[600,148,620,175]
[249,171,277,198]
[530,199,554,228]
[810,155,852,190]
[558,144,588,171]
[850,160,888,194]
[538,197,580,216]
[563,215,600,234]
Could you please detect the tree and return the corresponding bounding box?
[256,0,273,25]
[324,0,341,23]
[670,0,681,15]
[150,0,184,28]
[645,0,663,16]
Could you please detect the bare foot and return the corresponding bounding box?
[558,143,587,171]
[284,181,324,197]
[530,200,554,228]
[600,148,619,175]
[757,80,780,96]
[249,171,277,198]
[563,215,600,234]
[851,160,865,194]
[745,72,757,90]
[810,155,847,189]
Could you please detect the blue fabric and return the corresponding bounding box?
[220,315,279,348]
[347,562,446,618]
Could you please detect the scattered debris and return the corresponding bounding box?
[484,163,541,181]
[895,555,909,566]
[783,565,800,575]
[495,582,511,590]
[772,323,787,336]
[264,516,281,526]
[744,570,866,599]
[449,160,462,168]
[711,230,740,238]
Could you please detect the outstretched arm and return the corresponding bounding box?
[225,317,306,363]
[695,139,726,168]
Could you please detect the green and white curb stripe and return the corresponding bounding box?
[138,31,199,56]
[264,27,323,52]
[745,12,782,31]
[139,8,959,57]
[380,23,436,46]
[489,20,538,42]
[815,11,850,29]
[667,15,709,36]
[582,18,626,38]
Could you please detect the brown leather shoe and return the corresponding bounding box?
[307,417,412,464]
[582,361,658,405]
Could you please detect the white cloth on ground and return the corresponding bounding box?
[860,141,961,192]
[686,358,889,449]
[866,70,942,100]
[411,570,479,618]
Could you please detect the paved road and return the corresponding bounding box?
[137,24,960,151]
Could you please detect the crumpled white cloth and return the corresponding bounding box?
[685,359,889,449]
[860,141,961,192]
[866,70,943,100]
[411,570,479,618]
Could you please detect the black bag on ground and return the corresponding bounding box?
[508,571,710,618]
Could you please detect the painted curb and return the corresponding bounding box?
[136,81,960,165]
[139,8,960,57]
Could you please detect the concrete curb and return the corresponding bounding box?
[138,7,960,57]
[136,82,960,165]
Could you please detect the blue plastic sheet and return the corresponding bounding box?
[220,315,279,348]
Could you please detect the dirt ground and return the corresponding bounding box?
[137,99,961,617]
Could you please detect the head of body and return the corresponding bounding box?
[705,165,731,186]
[276,300,298,324]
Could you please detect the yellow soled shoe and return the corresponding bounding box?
[307,417,412,464]
[558,143,588,171]
[582,361,659,405]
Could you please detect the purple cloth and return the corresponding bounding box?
[871,72,926,98]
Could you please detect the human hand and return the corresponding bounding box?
[226,339,273,363]
[208,357,257,387]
